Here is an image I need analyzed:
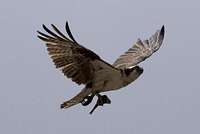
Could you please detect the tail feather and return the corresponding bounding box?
[60,87,92,109]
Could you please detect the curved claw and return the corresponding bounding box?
[102,95,111,104]
[89,94,111,114]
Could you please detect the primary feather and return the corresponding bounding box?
[113,26,165,69]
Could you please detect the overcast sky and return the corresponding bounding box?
[0,0,200,134]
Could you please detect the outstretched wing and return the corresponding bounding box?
[113,26,165,69]
[37,22,117,85]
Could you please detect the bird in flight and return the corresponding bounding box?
[37,22,165,114]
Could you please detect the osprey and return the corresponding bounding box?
[37,22,165,114]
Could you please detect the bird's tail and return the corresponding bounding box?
[60,87,92,109]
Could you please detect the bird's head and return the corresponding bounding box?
[124,66,143,81]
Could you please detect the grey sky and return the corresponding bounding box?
[0,0,200,134]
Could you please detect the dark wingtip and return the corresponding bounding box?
[66,21,68,26]
[37,35,41,39]
[42,24,48,32]
[51,24,56,29]
[37,30,44,36]
[160,25,165,37]
[37,35,46,41]
[65,21,78,43]
[42,24,46,28]
[65,21,69,31]
[60,103,65,109]
[36,30,41,34]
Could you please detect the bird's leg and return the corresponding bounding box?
[89,103,99,114]
[89,93,111,114]
[81,93,95,106]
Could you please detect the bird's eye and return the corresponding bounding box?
[124,68,133,76]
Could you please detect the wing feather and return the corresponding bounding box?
[113,26,165,69]
[38,22,118,85]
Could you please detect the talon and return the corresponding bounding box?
[102,95,111,104]
[89,103,98,114]
[89,94,111,114]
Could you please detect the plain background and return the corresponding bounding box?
[0,0,200,134]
